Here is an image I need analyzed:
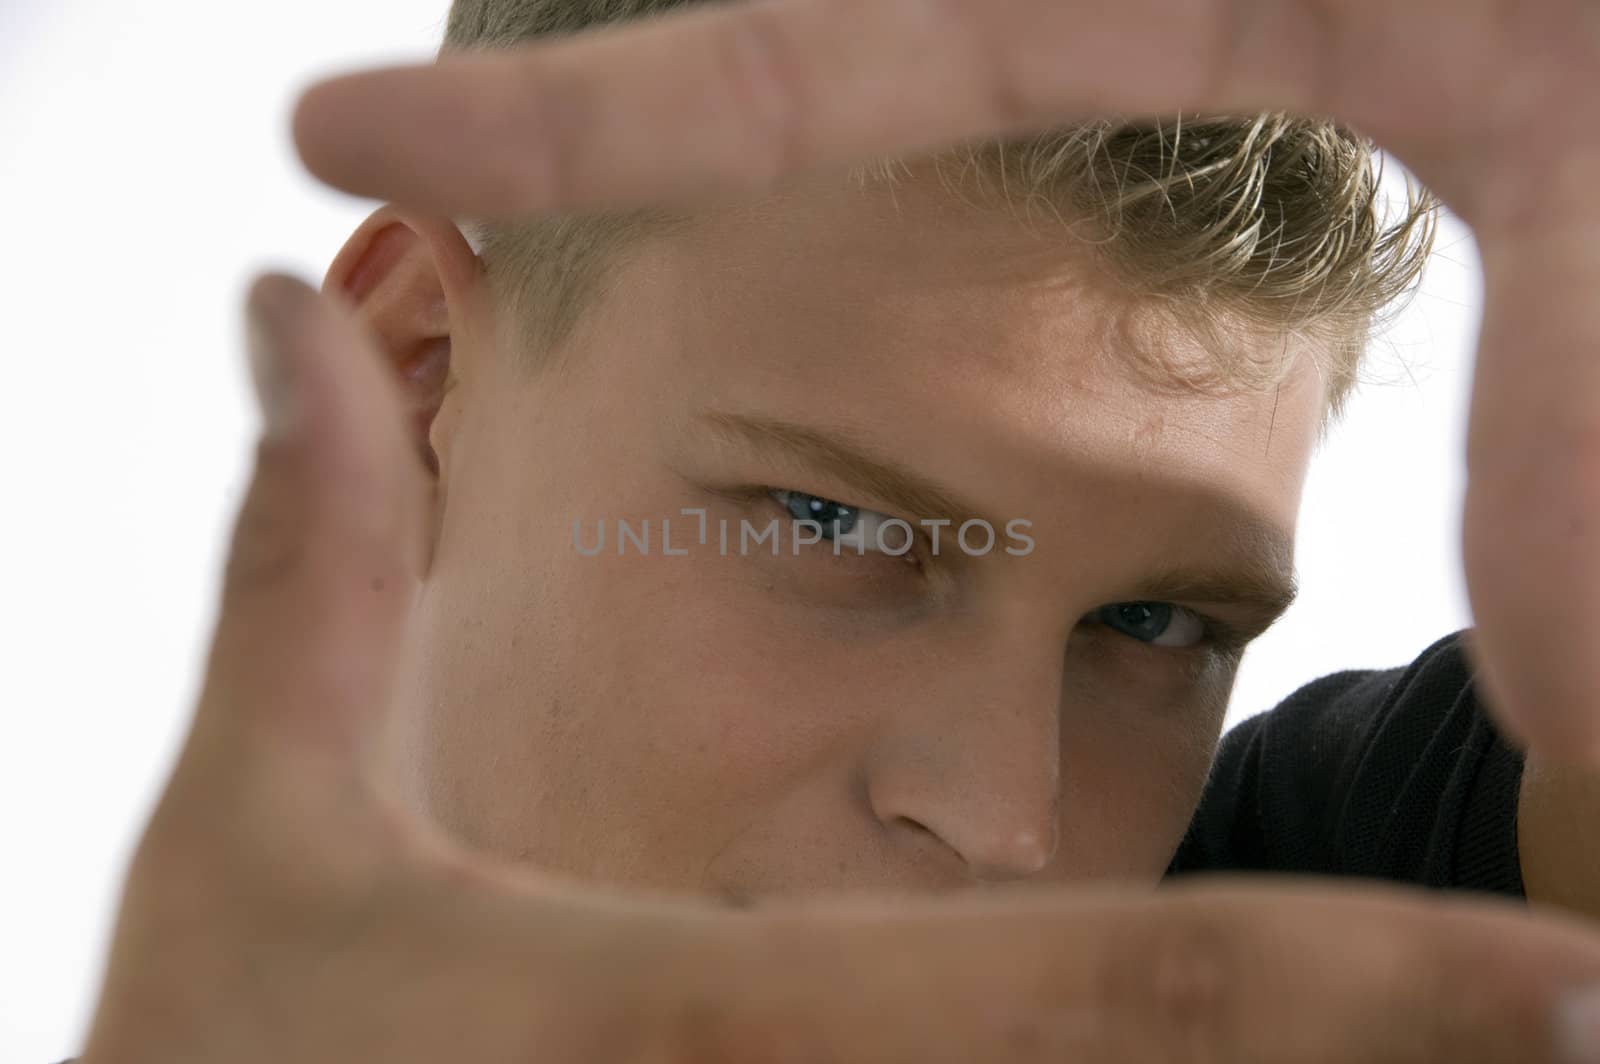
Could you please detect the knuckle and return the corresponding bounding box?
[221,440,312,600]
[923,0,1091,130]
[1099,903,1244,1063]
[222,438,420,608]
[503,66,585,213]
[962,0,1054,129]
[1385,908,1516,1062]
[1401,961,1464,1061]
[715,8,811,189]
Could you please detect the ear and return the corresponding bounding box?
[320,206,484,481]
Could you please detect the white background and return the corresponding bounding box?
[0,2,1483,1059]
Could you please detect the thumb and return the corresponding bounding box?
[187,272,430,799]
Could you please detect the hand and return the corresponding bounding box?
[77,274,741,1064]
[74,273,1600,1063]
[288,0,1600,766]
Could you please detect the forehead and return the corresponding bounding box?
[583,167,1325,540]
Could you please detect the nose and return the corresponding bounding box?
[862,625,1064,882]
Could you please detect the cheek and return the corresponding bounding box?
[1051,643,1232,878]
[557,549,885,778]
[1055,726,1216,878]
[483,547,845,864]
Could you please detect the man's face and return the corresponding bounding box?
[389,167,1325,907]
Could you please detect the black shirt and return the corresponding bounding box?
[50,630,1526,1064]
[1164,627,1527,898]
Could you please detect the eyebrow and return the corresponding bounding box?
[1133,546,1300,634]
[696,409,1003,529]
[693,409,1299,627]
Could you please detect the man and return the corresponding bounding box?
[71,0,1600,1061]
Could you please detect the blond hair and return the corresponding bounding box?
[442,0,1438,430]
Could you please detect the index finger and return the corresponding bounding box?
[290,0,1371,220]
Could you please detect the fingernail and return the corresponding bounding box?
[1556,987,1600,1063]
[246,273,306,439]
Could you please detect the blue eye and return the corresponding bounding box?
[768,490,912,556]
[1095,602,1208,648]
[778,490,859,538]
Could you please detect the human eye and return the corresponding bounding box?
[1090,602,1212,649]
[768,489,910,555]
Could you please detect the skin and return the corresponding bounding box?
[351,165,1319,902]
[74,0,1600,1061]
[290,0,1600,757]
